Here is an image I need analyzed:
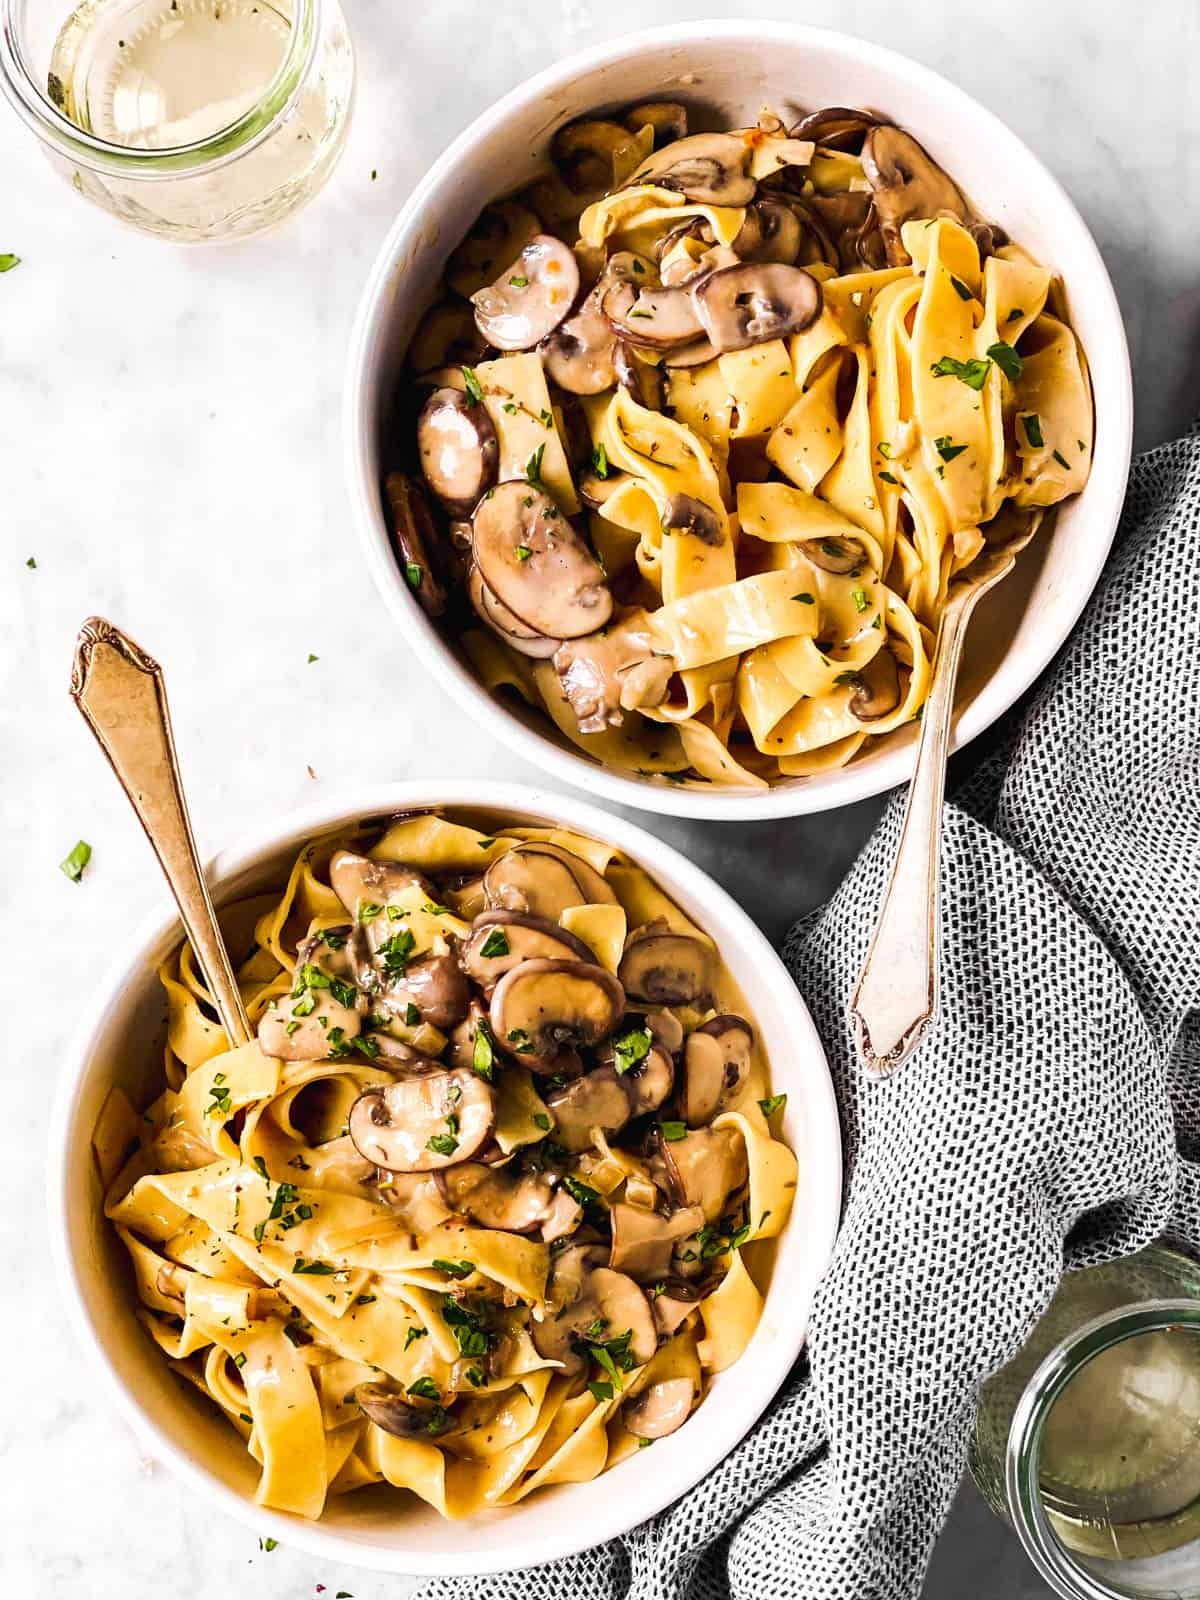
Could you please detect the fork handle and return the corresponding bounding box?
[70,618,252,1047]
[849,589,980,1077]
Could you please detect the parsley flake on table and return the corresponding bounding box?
[60,839,92,883]
[0,254,20,273]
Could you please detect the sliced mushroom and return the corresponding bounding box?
[609,1202,704,1280]
[659,1125,748,1222]
[490,959,625,1068]
[348,1070,496,1173]
[471,235,580,352]
[662,493,723,547]
[625,101,688,147]
[377,951,471,1031]
[553,610,674,735]
[472,481,612,640]
[545,1064,632,1152]
[483,841,617,919]
[645,1008,684,1056]
[447,200,542,299]
[663,336,720,369]
[540,1186,584,1244]
[628,131,756,207]
[693,262,822,354]
[466,563,562,659]
[601,278,705,350]
[789,106,878,151]
[416,388,499,516]
[807,189,884,271]
[623,1043,675,1117]
[385,473,448,618]
[619,921,713,1007]
[623,1376,695,1440]
[683,1016,754,1125]
[651,1277,703,1338]
[439,1161,561,1233]
[552,118,634,193]
[461,910,595,987]
[356,1382,445,1438]
[734,196,805,266]
[848,647,901,722]
[578,466,630,511]
[329,850,435,923]
[542,292,618,395]
[531,1256,657,1373]
[257,930,363,1061]
[860,125,971,267]
[800,535,864,575]
[409,301,488,375]
[446,997,489,1071]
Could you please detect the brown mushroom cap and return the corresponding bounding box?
[461,910,596,988]
[645,1009,685,1056]
[663,336,720,369]
[693,262,823,354]
[848,647,901,722]
[628,131,756,206]
[439,1161,563,1233]
[483,841,618,920]
[789,105,878,151]
[447,200,542,299]
[489,959,625,1068]
[734,196,805,266]
[800,535,865,575]
[329,849,435,920]
[471,234,580,351]
[531,1256,658,1373]
[619,921,713,1006]
[356,1382,444,1438]
[466,564,562,659]
[348,1070,496,1173]
[682,1015,754,1126]
[542,293,618,395]
[612,339,664,411]
[622,1042,675,1117]
[257,929,364,1061]
[623,1376,695,1440]
[545,1064,633,1152]
[860,125,971,267]
[659,1125,748,1222]
[662,493,724,547]
[471,481,612,641]
[385,473,448,618]
[601,278,705,351]
[650,1276,703,1338]
[609,1201,704,1280]
[416,388,499,517]
[376,951,471,1031]
[553,611,674,736]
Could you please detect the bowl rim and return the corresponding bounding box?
[48,777,842,1575]
[344,17,1133,824]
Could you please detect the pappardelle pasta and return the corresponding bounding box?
[96,811,797,1520]
[387,102,1093,790]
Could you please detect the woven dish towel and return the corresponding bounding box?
[419,424,1200,1600]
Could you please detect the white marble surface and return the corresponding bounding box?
[2,1,1197,1594]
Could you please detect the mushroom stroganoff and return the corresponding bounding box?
[387,103,1094,789]
[95,812,797,1520]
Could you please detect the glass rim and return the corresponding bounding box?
[0,0,319,176]
[1005,1296,1200,1600]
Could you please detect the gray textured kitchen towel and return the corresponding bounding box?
[418,424,1200,1600]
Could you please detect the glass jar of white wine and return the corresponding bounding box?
[971,1244,1200,1600]
[0,0,354,241]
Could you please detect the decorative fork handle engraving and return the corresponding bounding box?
[70,618,252,1046]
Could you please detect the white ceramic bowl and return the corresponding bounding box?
[345,21,1132,822]
[50,781,841,1577]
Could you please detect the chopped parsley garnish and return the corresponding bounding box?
[471,1017,496,1081]
[758,1093,787,1118]
[260,1537,277,1552]
[588,1380,614,1402]
[404,1326,427,1349]
[697,1216,752,1259]
[851,586,870,613]
[934,435,967,463]
[355,1292,376,1305]
[503,401,519,414]
[612,1026,652,1074]
[508,274,529,288]
[466,1366,486,1387]
[1052,448,1071,470]
[0,254,21,272]
[479,927,510,959]
[878,470,899,485]
[949,275,973,301]
[506,1027,532,1052]
[525,443,546,489]
[59,839,92,883]
[563,1174,601,1208]
[431,1258,474,1279]
[591,443,609,479]
[515,544,533,562]
[307,652,318,664]
[292,1259,337,1275]
[405,1001,421,1026]
[877,441,893,458]
[404,561,423,590]
[357,899,382,922]
[207,1082,233,1117]
[442,1295,490,1355]
[462,366,484,405]
[792,592,815,604]
[532,1112,551,1131]
[426,1131,459,1157]
[319,928,346,950]
[406,1376,441,1401]
[253,1155,269,1178]
[329,976,357,1008]
[377,928,415,979]
[930,354,991,390]
[1007,307,1024,323]
[833,670,861,688]
[233,1351,247,1368]
[986,341,1023,382]
[537,408,554,428]
[659,1120,687,1142]
[1020,412,1044,449]
[26,556,36,568]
